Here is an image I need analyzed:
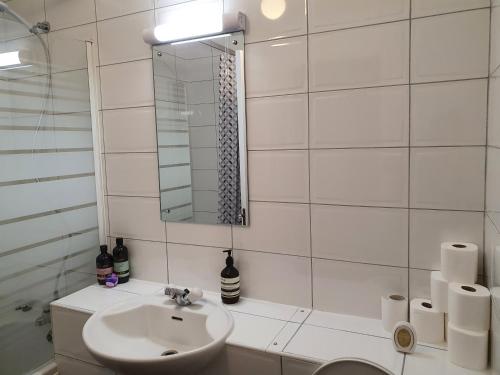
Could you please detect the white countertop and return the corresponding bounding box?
[51,279,493,375]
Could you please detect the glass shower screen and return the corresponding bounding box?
[0,10,99,375]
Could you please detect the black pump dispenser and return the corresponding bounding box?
[96,245,113,285]
[221,250,240,304]
[113,238,130,284]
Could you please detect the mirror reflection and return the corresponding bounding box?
[152,32,247,226]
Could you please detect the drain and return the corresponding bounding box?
[161,349,178,356]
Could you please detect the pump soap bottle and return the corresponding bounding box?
[221,249,239,304]
[113,238,130,284]
[96,245,113,285]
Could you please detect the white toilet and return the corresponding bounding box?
[312,358,393,375]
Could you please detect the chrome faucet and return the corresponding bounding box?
[164,286,203,306]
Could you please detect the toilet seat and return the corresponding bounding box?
[312,358,394,375]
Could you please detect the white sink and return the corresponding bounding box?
[82,293,234,375]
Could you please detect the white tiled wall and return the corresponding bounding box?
[40,0,490,318]
[486,1,500,289]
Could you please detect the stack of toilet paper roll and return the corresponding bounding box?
[407,242,491,370]
[448,282,490,370]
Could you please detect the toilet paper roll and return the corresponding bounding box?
[441,242,478,284]
[494,246,500,286]
[430,271,448,313]
[448,323,488,370]
[491,287,500,373]
[410,298,444,344]
[381,294,408,332]
[448,282,491,331]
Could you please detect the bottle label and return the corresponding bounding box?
[221,276,240,285]
[97,267,113,281]
[114,261,130,278]
[221,276,240,298]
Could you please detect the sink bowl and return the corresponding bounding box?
[82,293,234,375]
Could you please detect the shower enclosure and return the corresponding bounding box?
[0,3,101,374]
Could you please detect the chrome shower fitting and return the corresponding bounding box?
[30,21,50,34]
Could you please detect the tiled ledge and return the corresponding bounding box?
[51,279,492,375]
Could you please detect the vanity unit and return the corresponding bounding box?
[50,279,489,375]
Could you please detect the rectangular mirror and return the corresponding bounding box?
[152,31,248,226]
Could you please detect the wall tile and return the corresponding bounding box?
[55,354,114,375]
[309,86,409,148]
[248,150,309,203]
[8,0,45,25]
[487,147,500,213]
[48,24,98,73]
[311,205,408,267]
[411,0,490,18]
[410,147,485,211]
[110,238,168,283]
[96,0,154,20]
[484,215,500,288]
[409,209,484,271]
[309,0,409,33]
[166,222,231,248]
[105,153,159,197]
[312,259,408,318]
[233,201,310,257]
[409,269,431,301]
[224,0,307,43]
[156,0,191,7]
[411,79,487,146]
[245,36,307,97]
[491,7,500,76]
[102,107,157,153]
[309,21,409,91]
[236,250,312,307]
[167,243,223,292]
[247,94,308,150]
[411,9,490,83]
[489,77,500,148]
[45,0,96,31]
[108,196,166,241]
[100,59,154,109]
[97,11,154,65]
[310,148,408,207]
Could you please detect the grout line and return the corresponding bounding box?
[245,76,488,100]
[98,57,152,68]
[95,8,155,23]
[247,145,488,151]
[249,200,484,213]
[407,0,413,306]
[305,0,314,310]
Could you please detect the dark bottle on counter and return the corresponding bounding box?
[221,249,240,304]
[96,245,113,285]
[113,238,130,284]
